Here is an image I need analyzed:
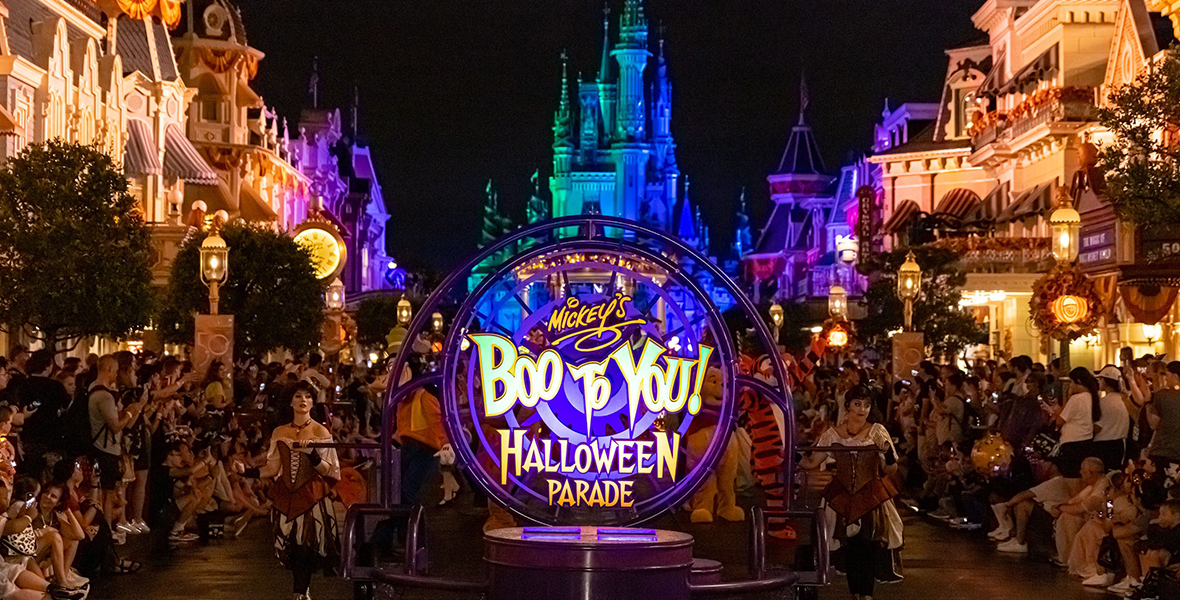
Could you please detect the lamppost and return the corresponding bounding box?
[323,278,346,363]
[896,251,921,331]
[200,230,228,314]
[196,226,232,378]
[893,251,925,394]
[768,303,783,345]
[387,297,414,358]
[1049,193,1081,375]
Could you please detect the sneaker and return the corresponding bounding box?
[111,531,126,546]
[47,583,87,600]
[929,509,952,520]
[1083,573,1115,587]
[987,525,1012,540]
[115,522,135,535]
[1109,577,1141,594]
[168,531,198,543]
[996,539,1028,554]
[132,519,151,534]
[64,570,89,588]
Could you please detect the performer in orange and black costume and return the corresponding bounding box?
[244,381,340,600]
[799,387,903,600]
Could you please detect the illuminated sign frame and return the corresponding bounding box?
[441,245,739,526]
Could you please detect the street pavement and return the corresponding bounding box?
[91,506,1122,600]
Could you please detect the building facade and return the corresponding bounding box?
[171,0,395,294]
[863,0,1180,366]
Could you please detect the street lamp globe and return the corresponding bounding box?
[432,311,444,333]
[829,284,847,318]
[1049,192,1081,264]
[768,303,784,329]
[837,235,858,267]
[397,297,413,325]
[325,278,345,311]
[897,251,921,301]
[199,232,228,285]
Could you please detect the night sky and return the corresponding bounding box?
[237,1,982,273]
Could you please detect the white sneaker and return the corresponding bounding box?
[996,539,1028,554]
[1082,573,1115,587]
[1109,577,1140,594]
[64,570,89,588]
[115,522,135,535]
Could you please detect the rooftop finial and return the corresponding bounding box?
[798,69,809,125]
[307,56,319,109]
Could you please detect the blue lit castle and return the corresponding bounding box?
[473,0,734,315]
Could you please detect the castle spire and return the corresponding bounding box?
[553,50,573,150]
[620,0,648,40]
[598,4,613,84]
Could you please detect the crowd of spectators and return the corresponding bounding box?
[793,347,1180,599]
[0,345,383,600]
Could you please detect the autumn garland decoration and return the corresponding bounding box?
[1029,266,1103,340]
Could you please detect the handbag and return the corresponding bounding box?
[1098,535,1121,571]
[2,526,37,557]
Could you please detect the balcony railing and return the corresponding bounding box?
[929,237,1053,273]
[970,87,1097,152]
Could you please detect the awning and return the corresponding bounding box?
[883,199,920,234]
[973,182,1009,222]
[934,188,982,220]
[164,124,220,185]
[0,104,18,137]
[996,182,1054,224]
[123,119,161,177]
[977,51,1005,96]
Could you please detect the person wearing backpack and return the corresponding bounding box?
[87,355,146,526]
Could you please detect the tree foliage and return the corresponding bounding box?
[0,140,154,349]
[355,294,403,352]
[158,222,324,357]
[858,246,986,358]
[1098,47,1180,227]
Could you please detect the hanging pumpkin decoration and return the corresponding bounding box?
[156,0,181,28]
[117,0,158,20]
[1029,266,1102,340]
[1050,295,1089,324]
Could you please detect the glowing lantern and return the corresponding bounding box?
[397,297,412,325]
[827,325,849,347]
[1050,295,1088,324]
[768,303,783,328]
[432,311,444,333]
[1049,191,1081,264]
[829,285,848,318]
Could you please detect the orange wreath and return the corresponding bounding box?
[1029,266,1103,340]
[117,0,157,20]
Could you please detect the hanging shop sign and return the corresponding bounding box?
[1079,224,1116,268]
[443,248,738,526]
[855,185,876,275]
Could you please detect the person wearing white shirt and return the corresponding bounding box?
[1093,365,1130,471]
[1043,367,1102,483]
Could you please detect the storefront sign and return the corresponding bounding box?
[444,250,736,525]
[1079,224,1115,268]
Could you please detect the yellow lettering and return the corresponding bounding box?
[471,334,519,417]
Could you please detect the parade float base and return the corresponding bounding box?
[484,526,700,600]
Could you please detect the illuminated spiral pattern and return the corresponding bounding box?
[1051,294,1089,324]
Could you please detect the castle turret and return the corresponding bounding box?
[550,51,574,218]
[610,0,651,222]
[597,6,616,141]
[653,34,678,232]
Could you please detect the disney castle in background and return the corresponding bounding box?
[477,0,736,309]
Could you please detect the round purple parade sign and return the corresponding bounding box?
[442,247,738,525]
